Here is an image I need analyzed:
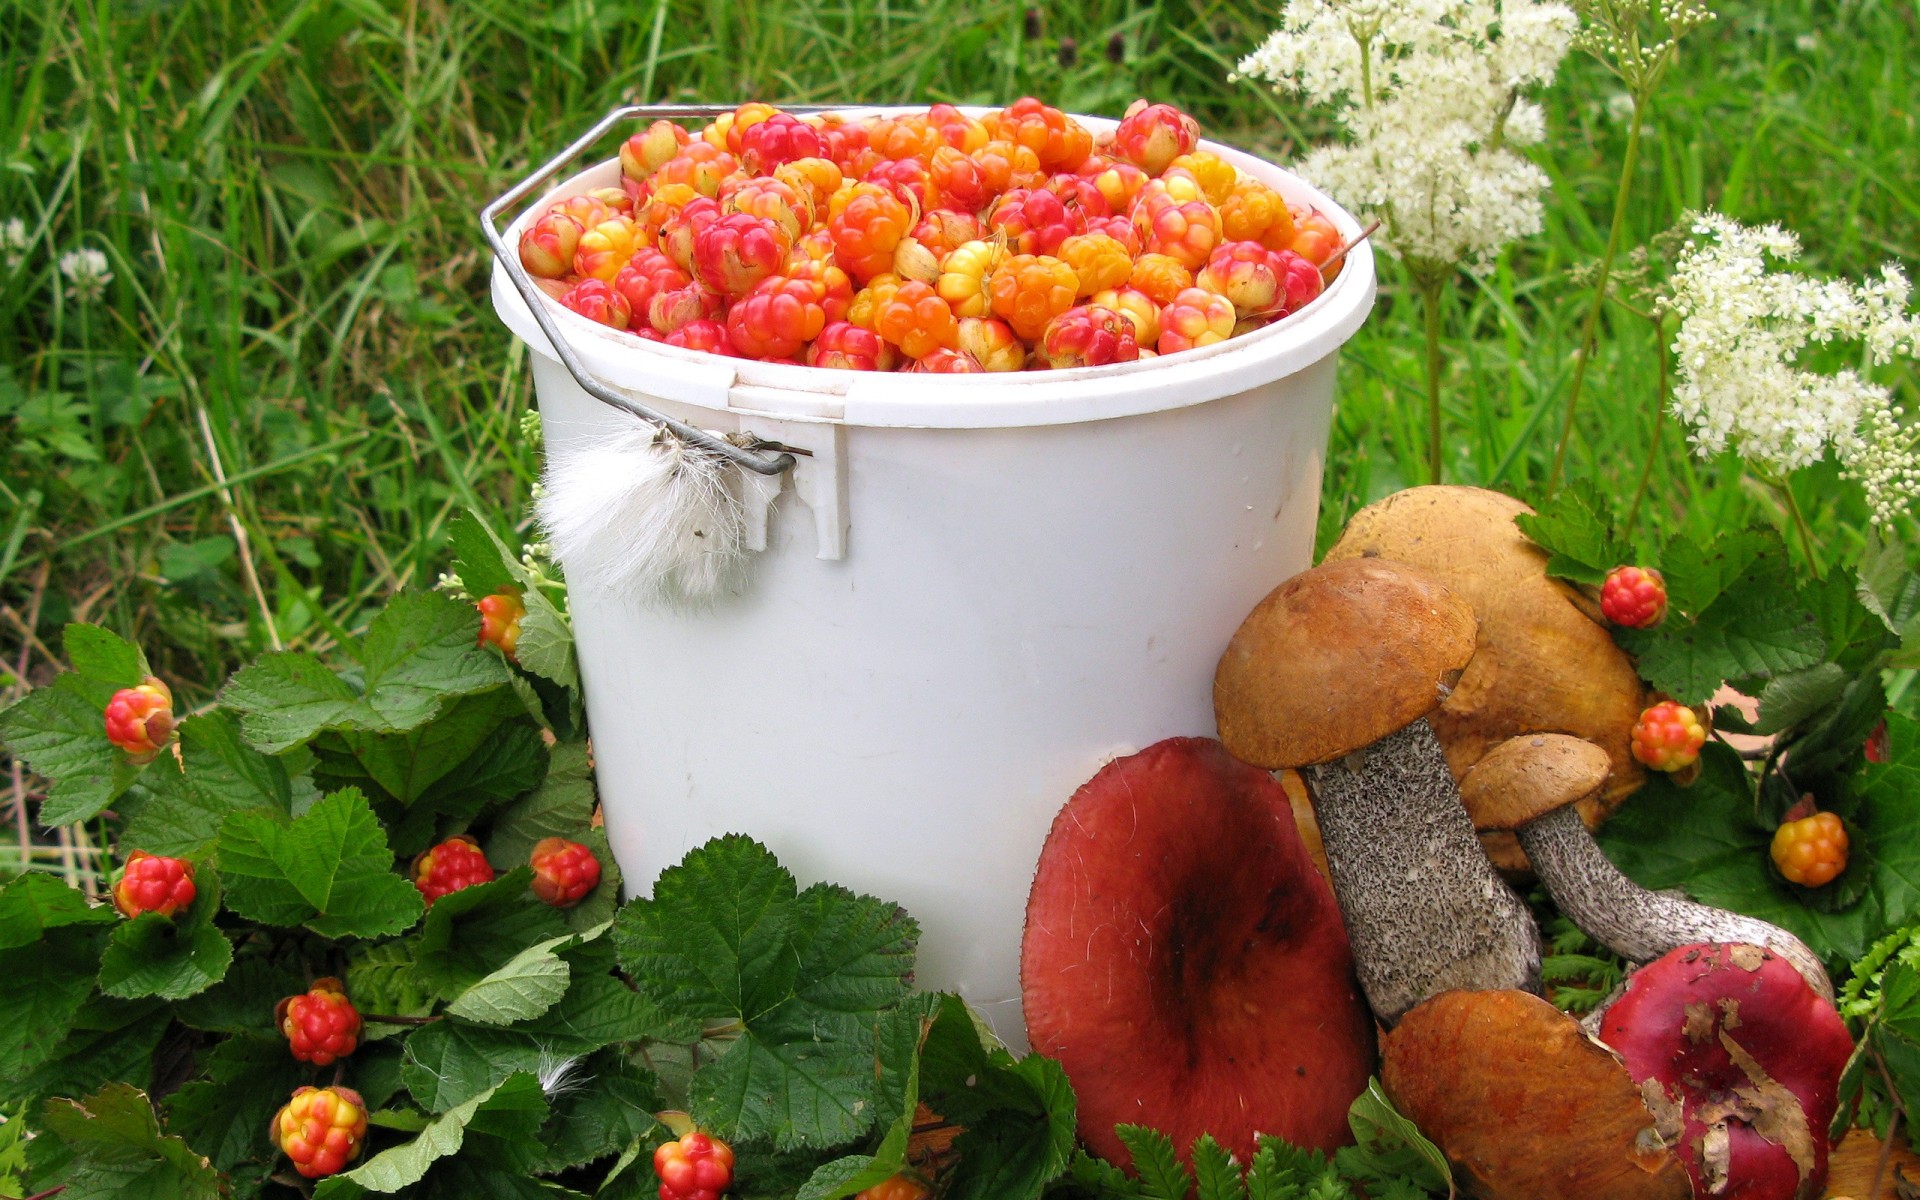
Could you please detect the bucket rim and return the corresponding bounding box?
[489,106,1376,430]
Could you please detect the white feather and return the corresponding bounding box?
[536,423,749,606]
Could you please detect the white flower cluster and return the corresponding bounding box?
[1572,0,1715,91]
[57,246,112,303]
[1662,212,1920,524]
[2,217,27,272]
[1237,0,1576,274]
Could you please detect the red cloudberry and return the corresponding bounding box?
[908,348,985,373]
[1040,305,1139,369]
[272,1086,368,1179]
[1600,566,1669,628]
[278,978,362,1066]
[856,1175,930,1200]
[655,1131,735,1200]
[693,213,790,298]
[113,850,196,919]
[530,837,603,907]
[1111,99,1200,176]
[615,249,694,326]
[411,835,495,905]
[665,319,736,356]
[518,211,584,279]
[105,676,175,760]
[807,321,898,372]
[736,111,823,173]
[1158,287,1236,355]
[559,279,631,330]
[1771,811,1849,887]
[477,589,525,659]
[727,275,829,360]
[1630,701,1708,772]
[986,188,1080,257]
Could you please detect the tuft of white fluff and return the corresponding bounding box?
[536,423,749,606]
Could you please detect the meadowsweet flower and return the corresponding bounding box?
[58,246,112,302]
[1661,212,1920,524]
[1237,0,1577,277]
[2,218,27,271]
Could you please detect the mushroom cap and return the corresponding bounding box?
[1213,557,1478,769]
[1021,737,1377,1167]
[1597,943,1855,1200]
[1323,486,1650,871]
[1460,734,1612,832]
[1381,988,1691,1200]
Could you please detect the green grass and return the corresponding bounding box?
[1,1,1915,743]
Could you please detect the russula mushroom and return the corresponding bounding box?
[1461,734,1833,1001]
[1323,486,1650,873]
[1597,943,1854,1200]
[1021,737,1376,1167]
[1213,556,1541,1024]
[1380,988,1691,1200]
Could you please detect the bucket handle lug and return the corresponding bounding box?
[480,104,836,478]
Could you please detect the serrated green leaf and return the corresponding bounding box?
[1070,1148,1145,1198]
[121,712,301,859]
[531,1051,662,1175]
[98,872,232,1000]
[1345,1079,1451,1196]
[1114,1127,1189,1200]
[1658,527,1773,617]
[400,971,690,1112]
[444,931,574,1024]
[612,835,798,1016]
[40,1083,224,1200]
[1193,1134,1248,1200]
[486,741,594,869]
[2,997,168,1111]
[314,1072,547,1197]
[336,689,534,808]
[795,994,936,1200]
[217,788,424,939]
[62,625,149,687]
[0,927,104,1083]
[221,592,510,751]
[345,939,438,1020]
[1511,482,1630,586]
[1617,549,1825,704]
[0,675,146,825]
[513,586,577,693]
[174,956,307,1036]
[164,1036,307,1171]
[449,513,520,599]
[1753,663,1850,735]
[919,995,1076,1200]
[1859,529,1920,635]
[0,871,115,949]
[411,869,569,1000]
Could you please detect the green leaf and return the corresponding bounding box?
[346,939,438,1020]
[1753,663,1850,735]
[449,512,520,599]
[1345,1079,1452,1196]
[410,868,570,1000]
[513,585,577,694]
[2,997,168,1111]
[39,1083,223,1200]
[531,1050,662,1175]
[335,689,535,808]
[1858,528,1920,635]
[221,592,510,752]
[121,711,302,858]
[1658,527,1773,617]
[174,956,307,1036]
[62,625,149,687]
[919,995,1077,1200]
[0,674,145,825]
[314,1072,548,1197]
[1511,481,1630,586]
[1114,1126,1190,1200]
[1617,547,1825,704]
[0,926,105,1084]
[1193,1135,1248,1200]
[98,871,233,1000]
[444,931,576,1024]
[1069,1148,1145,1198]
[795,994,937,1200]
[217,787,424,939]
[400,969,689,1112]
[0,871,115,949]
[615,836,919,1149]
[164,1037,307,1171]
[486,741,594,869]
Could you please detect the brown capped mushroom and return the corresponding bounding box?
[1461,734,1832,1000]
[1380,988,1691,1200]
[1215,556,1541,1024]
[1323,486,1650,873]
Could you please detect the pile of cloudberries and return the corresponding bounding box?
[517,99,1347,372]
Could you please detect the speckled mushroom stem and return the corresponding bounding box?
[1307,719,1543,1026]
[1516,804,1833,1002]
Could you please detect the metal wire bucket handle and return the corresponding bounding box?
[480,103,839,477]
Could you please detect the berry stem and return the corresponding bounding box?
[1774,475,1825,578]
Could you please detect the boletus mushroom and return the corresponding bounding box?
[1460,734,1832,1001]
[1598,943,1854,1200]
[1323,486,1650,873]
[1380,988,1691,1200]
[1214,556,1541,1024]
[1021,737,1376,1168]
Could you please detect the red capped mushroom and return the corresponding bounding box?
[1021,737,1376,1168]
[1597,943,1854,1200]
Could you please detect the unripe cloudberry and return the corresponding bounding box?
[278,977,362,1066]
[529,837,602,908]
[112,850,196,920]
[856,1175,930,1200]
[655,1130,735,1200]
[1772,811,1849,888]
[477,589,526,659]
[1630,701,1708,772]
[411,835,495,905]
[1600,566,1668,628]
[271,1086,368,1179]
[105,676,175,761]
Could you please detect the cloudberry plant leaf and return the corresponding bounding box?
[38,1082,223,1200]
[221,592,511,752]
[400,965,691,1113]
[313,1071,547,1199]
[530,1050,663,1175]
[1656,527,1774,617]
[449,512,520,600]
[512,586,578,695]
[98,871,233,1001]
[1754,662,1850,735]
[2,996,167,1113]
[173,956,307,1036]
[1069,1149,1145,1197]
[453,507,579,697]
[0,926,104,1085]
[62,624,149,688]
[918,993,1076,1200]
[1857,528,1920,636]
[120,711,303,860]
[1511,481,1634,586]
[0,871,115,950]
[1616,546,1825,704]
[330,688,537,808]
[443,930,578,1025]
[614,836,919,1149]
[164,1036,306,1171]
[795,993,937,1200]
[411,869,569,1000]
[486,741,594,869]
[217,787,424,939]
[345,938,437,1020]
[0,673,146,825]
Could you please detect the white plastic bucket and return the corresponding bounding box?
[490,113,1375,1046]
